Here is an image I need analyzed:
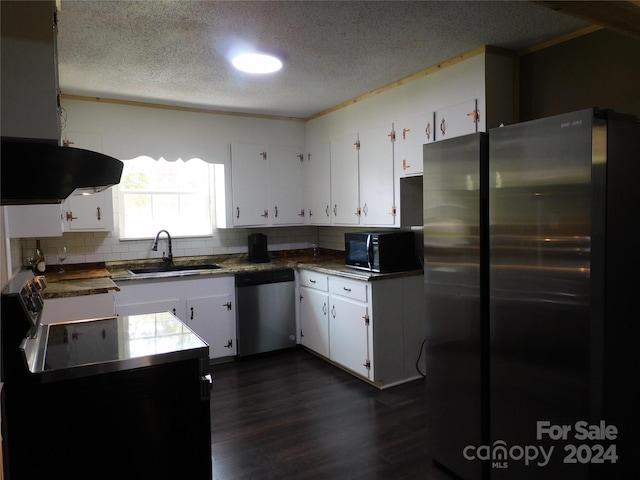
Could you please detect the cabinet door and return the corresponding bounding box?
[5,204,63,238]
[64,191,113,231]
[115,299,183,319]
[395,112,434,177]
[41,291,115,324]
[435,99,479,141]
[329,296,370,379]
[300,287,329,358]
[268,145,305,225]
[304,142,331,225]
[330,132,360,225]
[359,123,395,226]
[62,132,114,232]
[231,143,268,226]
[186,293,236,359]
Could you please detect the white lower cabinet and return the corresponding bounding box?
[299,269,424,388]
[299,270,330,357]
[41,291,116,324]
[186,293,236,358]
[114,275,236,360]
[329,293,371,379]
[113,299,182,318]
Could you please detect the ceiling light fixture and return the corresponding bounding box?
[232,53,282,74]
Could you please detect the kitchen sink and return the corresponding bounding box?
[128,264,222,275]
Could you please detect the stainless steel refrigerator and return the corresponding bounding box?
[424,108,640,480]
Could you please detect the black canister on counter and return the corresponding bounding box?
[248,233,269,263]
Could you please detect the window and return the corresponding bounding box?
[118,156,214,239]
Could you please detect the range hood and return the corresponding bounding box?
[1,137,124,205]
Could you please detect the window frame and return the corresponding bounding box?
[116,156,217,240]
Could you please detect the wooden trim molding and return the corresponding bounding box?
[535,1,640,41]
[59,94,306,123]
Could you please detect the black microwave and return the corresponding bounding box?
[345,231,418,273]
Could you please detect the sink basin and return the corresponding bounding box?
[128,264,222,275]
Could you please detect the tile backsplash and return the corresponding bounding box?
[20,226,360,267]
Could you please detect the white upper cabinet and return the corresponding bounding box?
[435,99,480,141]
[359,123,395,226]
[231,143,269,226]
[64,194,113,232]
[230,142,304,227]
[303,142,331,225]
[328,125,396,227]
[62,132,114,232]
[268,144,305,225]
[394,112,434,177]
[5,204,63,238]
[330,132,361,225]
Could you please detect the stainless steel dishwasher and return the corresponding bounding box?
[235,269,296,357]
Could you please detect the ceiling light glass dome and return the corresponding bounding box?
[232,53,282,74]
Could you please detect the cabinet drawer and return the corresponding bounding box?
[299,270,329,291]
[329,277,368,303]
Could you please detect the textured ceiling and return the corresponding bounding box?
[57,1,593,119]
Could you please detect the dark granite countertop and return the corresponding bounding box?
[40,250,423,299]
[108,250,423,282]
[40,264,120,300]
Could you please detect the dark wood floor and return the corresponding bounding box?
[210,348,458,480]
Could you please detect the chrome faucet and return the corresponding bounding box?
[152,230,173,263]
